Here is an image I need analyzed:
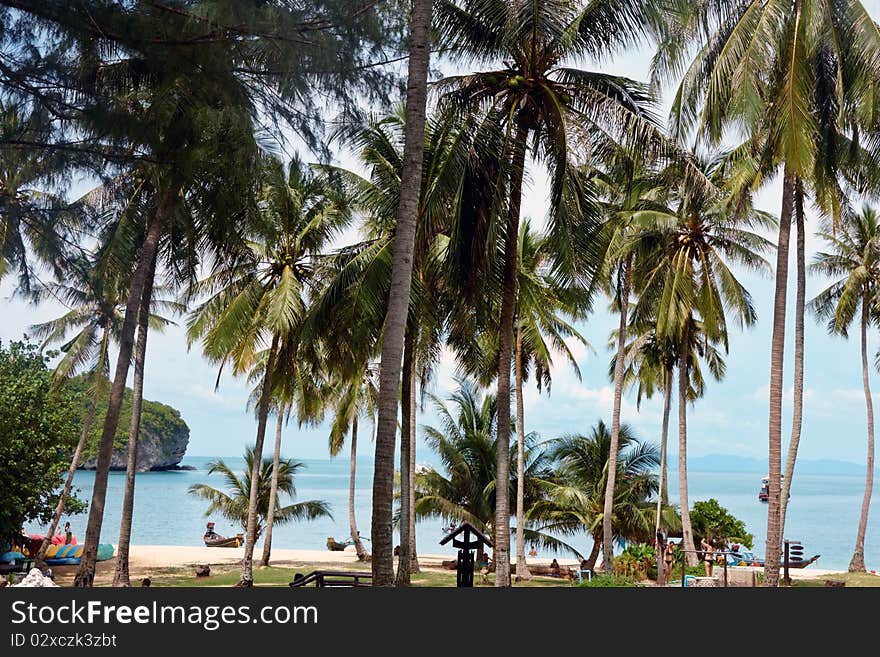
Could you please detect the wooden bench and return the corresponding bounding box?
[288,570,372,588]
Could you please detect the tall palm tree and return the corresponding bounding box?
[311,107,468,584]
[188,446,331,540]
[530,420,673,571]
[468,219,590,579]
[591,151,670,572]
[27,257,124,561]
[614,327,676,509]
[369,0,434,587]
[327,363,380,562]
[113,251,157,587]
[655,0,880,586]
[811,206,880,572]
[187,155,350,586]
[630,154,774,564]
[435,0,674,584]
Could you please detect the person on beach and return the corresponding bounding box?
[664,542,675,581]
[63,522,72,545]
[701,537,714,576]
[528,546,538,558]
[204,522,219,541]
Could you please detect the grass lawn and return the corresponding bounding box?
[792,572,880,587]
[144,563,568,588]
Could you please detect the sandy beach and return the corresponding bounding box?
[45,544,845,586]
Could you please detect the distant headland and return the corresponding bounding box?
[67,376,191,472]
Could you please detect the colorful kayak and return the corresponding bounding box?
[0,543,114,566]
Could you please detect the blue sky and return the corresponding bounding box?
[4,7,880,467]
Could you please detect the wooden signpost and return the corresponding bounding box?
[439,522,493,587]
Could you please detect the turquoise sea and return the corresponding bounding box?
[25,456,880,571]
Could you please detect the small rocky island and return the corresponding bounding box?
[69,376,192,471]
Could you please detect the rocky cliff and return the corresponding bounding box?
[69,376,190,471]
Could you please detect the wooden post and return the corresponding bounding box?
[783,540,790,586]
[723,554,728,587]
[681,552,686,588]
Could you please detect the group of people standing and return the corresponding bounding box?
[657,531,718,582]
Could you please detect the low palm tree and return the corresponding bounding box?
[530,421,673,571]
[415,380,570,560]
[188,446,331,541]
[811,206,880,572]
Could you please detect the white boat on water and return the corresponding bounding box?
[758,474,787,502]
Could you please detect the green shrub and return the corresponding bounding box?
[580,574,637,588]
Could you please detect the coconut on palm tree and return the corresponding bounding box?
[188,447,331,541]
[811,206,880,572]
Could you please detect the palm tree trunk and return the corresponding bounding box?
[764,169,795,587]
[36,329,109,562]
[239,334,280,586]
[655,369,673,533]
[514,325,531,580]
[849,293,875,572]
[780,181,805,542]
[260,408,285,567]
[74,199,167,587]
[583,535,601,572]
[396,325,415,587]
[602,255,631,572]
[348,416,368,561]
[370,0,432,587]
[113,250,157,586]
[494,122,528,587]
[678,323,697,566]
[408,358,420,573]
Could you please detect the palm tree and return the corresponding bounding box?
[655,0,880,586]
[113,250,157,587]
[188,446,331,540]
[591,151,670,572]
[530,420,672,571]
[187,155,350,586]
[0,100,82,295]
[416,380,568,560]
[811,206,880,572]
[369,0,434,587]
[312,107,468,584]
[629,154,774,564]
[27,256,125,561]
[614,327,676,510]
[435,0,675,585]
[327,363,380,562]
[515,221,590,579]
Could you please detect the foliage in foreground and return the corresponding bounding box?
[0,341,85,543]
